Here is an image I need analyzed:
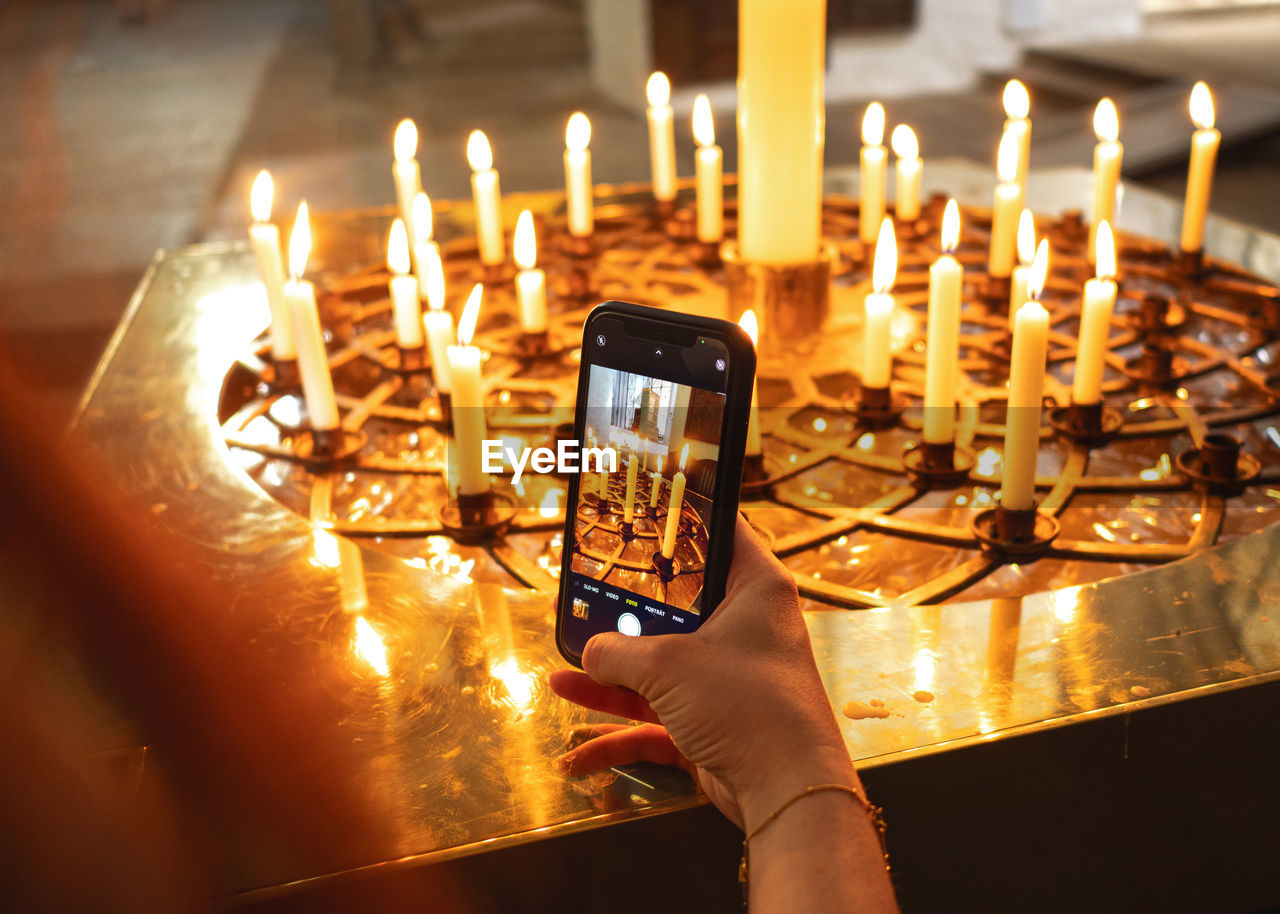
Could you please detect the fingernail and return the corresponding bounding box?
[554,753,574,773]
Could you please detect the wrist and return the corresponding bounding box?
[737,742,858,835]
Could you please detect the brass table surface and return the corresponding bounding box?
[70,165,1280,900]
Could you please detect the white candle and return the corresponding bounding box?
[564,112,594,237]
[989,128,1021,278]
[410,191,441,297]
[1003,79,1031,206]
[284,202,340,431]
[248,170,296,360]
[738,0,825,264]
[513,210,548,334]
[1090,98,1123,263]
[420,246,453,391]
[447,284,489,496]
[661,444,690,559]
[392,119,423,233]
[923,200,963,444]
[1180,81,1219,253]
[891,124,922,222]
[649,462,663,508]
[692,94,723,243]
[739,310,762,455]
[1009,209,1036,322]
[646,72,677,203]
[862,219,897,389]
[1001,240,1050,511]
[1073,222,1118,405]
[386,219,423,349]
[467,130,505,265]
[859,102,887,246]
[624,453,638,523]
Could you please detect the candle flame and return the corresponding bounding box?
[288,201,310,279]
[467,130,493,171]
[941,199,960,254]
[1028,238,1050,299]
[422,244,446,311]
[997,127,1019,184]
[1095,220,1116,281]
[657,456,664,474]
[353,616,389,677]
[1190,81,1214,130]
[411,191,432,243]
[861,102,885,146]
[739,309,758,346]
[871,218,897,294]
[458,283,482,345]
[394,118,418,162]
[566,112,591,151]
[1093,98,1119,143]
[250,170,273,223]
[1003,79,1030,119]
[678,442,690,472]
[646,71,670,107]
[890,124,918,160]
[387,219,411,275]
[514,209,537,270]
[1016,209,1036,265]
[692,94,715,147]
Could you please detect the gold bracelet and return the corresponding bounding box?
[738,784,889,903]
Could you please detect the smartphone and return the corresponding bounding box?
[555,301,756,667]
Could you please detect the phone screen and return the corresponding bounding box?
[561,316,732,649]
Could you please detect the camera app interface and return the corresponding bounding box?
[566,329,728,644]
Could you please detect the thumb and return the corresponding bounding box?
[581,630,671,697]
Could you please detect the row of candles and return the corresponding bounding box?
[584,439,692,562]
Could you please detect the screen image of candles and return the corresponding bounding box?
[570,363,724,635]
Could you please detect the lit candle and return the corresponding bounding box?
[862,219,898,389]
[447,284,489,496]
[1001,240,1050,511]
[739,310,762,455]
[513,210,548,334]
[392,119,423,233]
[420,246,453,391]
[649,457,663,508]
[738,0,825,264]
[1072,222,1118,406]
[564,112,593,237]
[891,124,922,222]
[410,191,440,296]
[624,453,638,523]
[284,202,340,431]
[646,72,677,204]
[1180,81,1219,253]
[923,200,963,444]
[859,102,887,246]
[1090,98,1122,263]
[386,219,423,350]
[661,443,690,559]
[1009,209,1036,319]
[1002,79,1031,205]
[692,94,723,243]
[988,128,1021,278]
[467,130,505,265]
[247,170,296,360]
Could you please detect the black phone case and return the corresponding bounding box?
[554,300,757,668]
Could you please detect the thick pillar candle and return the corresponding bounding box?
[661,444,690,559]
[624,453,638,523]
[284,202,340,431]
[859,102,887,246]
[923,201,963,444]
[989,128,1021,278]
[248,170,296,360]
[1001,240,1051,511]
[420,246,453,391]
[1072,222,1118,405]
[447,285,489,496]
[513,210,548,334]
[467,130,505,265]
[1003,80,1031,206]
[1180,81,1219,253]
[692,94,723,243]
[1090,98,1123,263]
[862,219,897,389]
[738,0,825,264]
[646,72,677,203]
[392,119,423,233]
[891,124,922,222]
[1009,209,1035,320]
[386,219,423,349]
[564,112,594,237]
[739,310,762,455]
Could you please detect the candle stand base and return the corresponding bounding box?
[1175,434,1260,496]
[691,239,723,268]
[1123,344,1184,387]
[893,213,929,243]
[665,209,696,243]
[740,453,772,498]
[394,345,428,374]
[1173,247,1206,280]
[723,241,834,348]
[650,550,680,581]
[982,274,1012,312]
[515,330,551,358]
[562,234,595,259]
[293,427,366,468]
[481,261,515,285]
[437,390,453,425]
[262,357,300,391]
[850,384,906,428]
[971,506,1060,561]
[902,440,976,487]
[651,198,676,224]
[1049,402,1124,446]
[1127,293,1187,335]
[441,488,518,545]
[618,520,636,541]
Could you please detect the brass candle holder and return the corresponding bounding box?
[1048,401,1124,446]
[292,426,366,468]
[1175,433,1260,496]
[440,487,518,545]
[851,383,907,428]
[901,439,977,487]
[723,241,836,348]
[971,504,1060,561]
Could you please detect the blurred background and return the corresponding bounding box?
[3,0,1280,424]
